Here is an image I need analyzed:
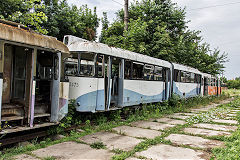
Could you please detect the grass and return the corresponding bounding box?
[211,98,240,160]
[90,141,106,149]
[0,94,230,160]
[223,89,240,97]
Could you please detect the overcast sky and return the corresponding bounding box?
[68,0,240,79]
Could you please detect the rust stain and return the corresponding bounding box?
[0,21,69,54]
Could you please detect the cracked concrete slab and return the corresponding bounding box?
[173,112,195,116]
[168,115,190,120]
[79,131,142,151]
[193,123,238,131]
[165,134,224,149]
[212,119,238,124]
[32,141,114,160]
[231,109,240,112]
[227,114,236,117]
[135,144,208,160]
[156,117,186,125]
[14,154,39,160]
[131,121,175,130]
[184,127,231,136]
[112,125,162,139]
[190,105,217,112]
[126,157,141,160]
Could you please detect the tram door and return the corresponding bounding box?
[203,77,208,96]
[12,47,27,103]
[103,56,122,110]
[110,57,120,107]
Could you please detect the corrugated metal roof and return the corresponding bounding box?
[65,35,172,68]
[0,19,69,54]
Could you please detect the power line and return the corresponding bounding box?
[188,1,240,11]
[111,0,124,6]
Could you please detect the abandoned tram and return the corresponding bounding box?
[0,21,223,137]
[0,20,69,133]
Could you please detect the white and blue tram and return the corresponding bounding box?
[63,35,215,113]
[172,63,202,98]
[64,35,172,112]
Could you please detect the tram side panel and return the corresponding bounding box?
[173,82,200,98]
[123,80,165,106]
[68,76,104,112]
[172,69,202,98]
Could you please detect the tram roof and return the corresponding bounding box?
[172,63,202,74]
[0,19,69,54]
[65,35,172,68]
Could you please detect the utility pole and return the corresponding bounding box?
[124,0,129,31]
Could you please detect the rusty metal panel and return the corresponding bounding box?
[0,21,69,54]
[0,41,4,73]
[2,44,12,103]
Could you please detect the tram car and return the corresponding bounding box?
[63,35,222,113]
[0,19,69,131]
[63,35,172,112]
[172,63,202,98]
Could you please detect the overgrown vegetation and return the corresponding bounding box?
[226,77,240,89]
[212,97,240,160]
[90,141,106,149]
[0,94,229,160]
[0,0,99,40]
[100,0,228,75]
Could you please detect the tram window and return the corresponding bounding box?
[97,55,104,78]
[144,64,154,80]
[181,71,186,82]
[194,74,200,83]
[190,73,195,83]
[185,72,191,83]
[154,66,163,81]
[64,58,78,76]
[132,62,144,80]
[79,53,95,77]
[212,78,216,86]
[174,69,181,82]
[124,60,131,79]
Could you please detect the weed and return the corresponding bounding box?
[90,141,106,149]
[44,156,56,160]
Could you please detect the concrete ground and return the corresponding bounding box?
[14,100,239,160]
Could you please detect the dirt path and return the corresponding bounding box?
[14,99,239,160]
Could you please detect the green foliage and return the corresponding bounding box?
[90,141,106,149]
[168,93,181,107]
[57,100,82,131]
[0,0,99,40]
[227,78,240,89]
[44,157,56,160]
[100,0,228,75]
[212,98,240,160]
[42,0,99,40]
[0,0,48,34]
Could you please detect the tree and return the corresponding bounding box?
[42,0,99,41]
[0,0,100,41]
[100,0,228,75]
[0,0,48,34]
